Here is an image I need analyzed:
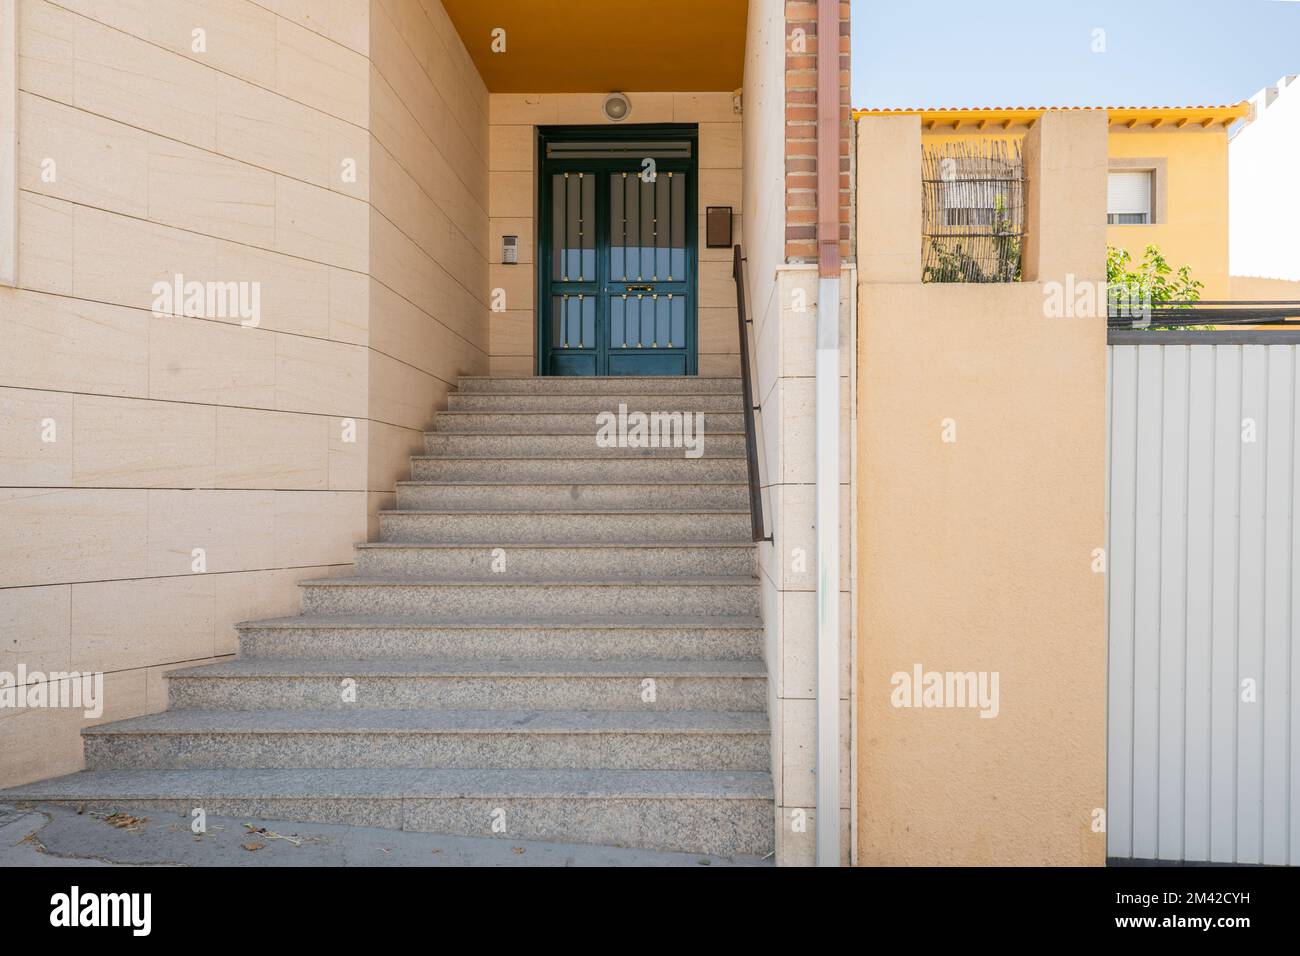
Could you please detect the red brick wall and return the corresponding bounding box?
[784,0,852,264]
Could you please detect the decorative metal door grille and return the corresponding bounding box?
[552,172,595,283]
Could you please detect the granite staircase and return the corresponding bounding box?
[4,376,774,858]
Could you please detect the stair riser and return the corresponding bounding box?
[168,676,767,712]
[457,377,742,395]
[423,433,746,457]
[29,796,774,856]
[298,583,760,617]
[354,545,756,579]
[434,412,745,433]
[84,733,769,772]
[410,457,747,482]
[394,483,748,511]
[238,626,764,661]
[448,393,743,412]
[379,511,751,544]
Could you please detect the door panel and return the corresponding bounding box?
[540,135,696,376]
[551,172,596,284]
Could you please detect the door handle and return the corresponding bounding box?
[625,284,654,292]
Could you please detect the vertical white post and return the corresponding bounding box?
[815,275,841,866]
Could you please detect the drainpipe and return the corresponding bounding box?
[814,0,842,868]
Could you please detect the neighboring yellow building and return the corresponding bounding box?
[854,104,1250,299]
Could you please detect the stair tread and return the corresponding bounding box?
[410,454,747,460]
[238,613,764,630]
[298,575,758,587]
[437,409,736,416]
[457,376,742,382]
[380,507,749,515]
[354,540,755,550]
[431,429,748,434]
[166,658,768,679]
[2,767,774,801]
[84,709,770,736]
[394,479,746,487]
[423,431,746,437]
[450,391,743,398]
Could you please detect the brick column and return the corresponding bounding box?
[784,0,852,264]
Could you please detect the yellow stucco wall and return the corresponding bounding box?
[1230,274,1300,301]
[1107,129,1231,300]
[891,120,1232,298]
[855,113,1108,865]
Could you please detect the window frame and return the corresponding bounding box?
[1106,158,1167,227]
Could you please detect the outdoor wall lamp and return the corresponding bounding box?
[602,92,631,122]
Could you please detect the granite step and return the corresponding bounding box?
[82,709,771,771]
[393,480,748,511]
[235,614,765,661]
[423,432,746,457]
[447,392,744,412]
[0,767,775,855]
[432,411,745,433]
[352,541,756,579]
[408,455,747,482]
[295,576,760,617]
[455,376,743,394]
[378,509,752,544]
[165,658,768,712]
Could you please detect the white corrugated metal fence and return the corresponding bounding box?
[1108,339,1299,864]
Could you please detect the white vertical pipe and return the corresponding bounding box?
[812,0,842,868]
[815,275,841,866]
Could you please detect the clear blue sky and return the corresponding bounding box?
[853,0,1300,109]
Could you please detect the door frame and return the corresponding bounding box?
[535,124,700,376]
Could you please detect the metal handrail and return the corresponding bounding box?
[732,244,771,543]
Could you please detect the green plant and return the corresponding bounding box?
[1106,244,1205,327]
[923,239,983,283]
[923,195,1022,284]
[989,193,1021,283]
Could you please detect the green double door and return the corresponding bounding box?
[540,135,698,376]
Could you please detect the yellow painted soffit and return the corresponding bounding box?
[442,0,748,94]
[853,104,1252,130]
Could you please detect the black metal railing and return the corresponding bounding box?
[733,244,771,544]
[1107,300,1300,329]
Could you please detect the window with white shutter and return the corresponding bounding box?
[1107,171,1153,225]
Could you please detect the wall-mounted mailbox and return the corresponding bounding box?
[705,207,732,248]
[502,235,518,264]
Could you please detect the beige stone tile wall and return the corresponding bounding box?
[753,267,854,866]
[486,91,741,376]
[0,0,489,786]
[741,0,854,865]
